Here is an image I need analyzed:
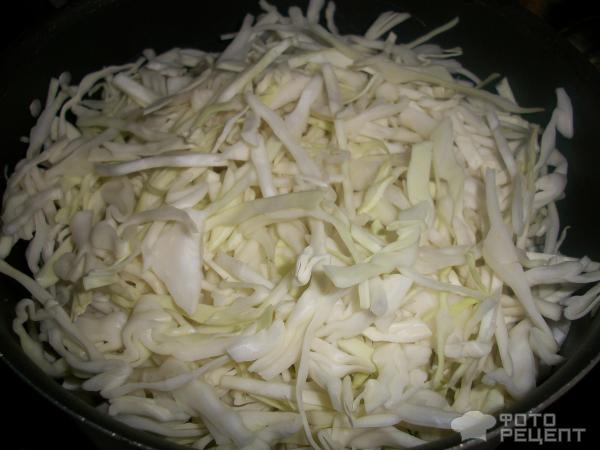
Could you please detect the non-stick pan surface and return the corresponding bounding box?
[1,1,600,449]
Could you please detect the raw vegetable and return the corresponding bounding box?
[0,1,596,448]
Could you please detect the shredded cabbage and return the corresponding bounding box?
[0,1,594,448]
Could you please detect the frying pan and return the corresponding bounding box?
[1,0,599,448]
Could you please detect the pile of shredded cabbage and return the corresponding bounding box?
[1,1,598,448]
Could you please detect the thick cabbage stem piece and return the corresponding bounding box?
[148,221,203,315]
[482,169,551,337]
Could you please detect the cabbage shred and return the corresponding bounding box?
[0,1,596,448]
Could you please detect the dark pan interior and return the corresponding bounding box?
[1,1,600,449]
